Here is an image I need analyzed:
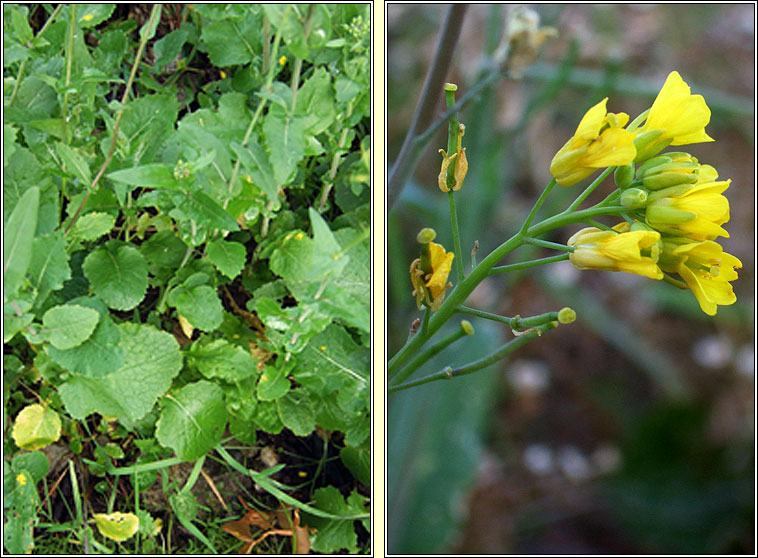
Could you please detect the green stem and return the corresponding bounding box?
[567,167,614,212]
[389,320,472,384]
[61,4,76,145]
[490,253,570,275]
[444,85,465,283]
[522,236,573,252]
[389,321,557,392]
[448,189,465,282]
[520,177,557,233]
[456,306,560,330]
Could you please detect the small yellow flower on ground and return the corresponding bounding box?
[567,222,663,280]
[645,164,731,240]
[633,71,714,162]
[550,98,637,186]
[410,242,455,310]
[659,238,742,315]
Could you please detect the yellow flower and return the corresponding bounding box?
[16,473,27,487]
[567,222,663,280]
[633,71,714,162]
[659,238,741,316]
[645,164,731,239]
[410,242,455,310]
[438,123,468,192]
[550,98,637,186]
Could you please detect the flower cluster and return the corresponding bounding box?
[556,71,741,316]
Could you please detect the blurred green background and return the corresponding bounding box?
[387,4,754,554]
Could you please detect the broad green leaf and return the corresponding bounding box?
[11,8,34,45]
[28,231,71,304]
[153,28,188,67]
[70,212,115,241]
[11,451,51,483]
[4,124,18,167]
[4,186,39,299]
[3,468,38,554]
[76,4,116,28]
[188,338,258,381]
[118,95,180,164]
[206,239,246,279]
[95,29,128,73]
[55,142,92,185]
[156,381,227,461]
[167,282,223,332]
[253,399,284,434]
[46,297,124,377]
[340,445,370,486]
[257,362,291,401]
[82,241,148,311]
[107,163,178,189]
[263,5,308,59]
[173,190,240,232]
[58,322,183,425]
[11,404,62,450]
[305,487,367,553]
[263,112,307,186]
[277,389,315,436]
[93,512,139,542]
[230,140,279,202]
[140,230,187,270]
[169,491,198,523]
[4,300,34,343]
[4,148,58,236]
[41,304,100,350]
[200,11,260,66]
[295,69,335,135]
[335,75,363,104]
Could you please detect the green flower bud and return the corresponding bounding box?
[641,161,699,190]
[614,162,636,189]
[645,205,696,225]
[557,307,576,324]
[620,187,648,209]
[632,129,669,162]
[461,320,474,335]
[417,228,436,244]
[636,154,672,177]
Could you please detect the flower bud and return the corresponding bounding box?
[557,307,576,324]
[620,187,648,210]
[461,320,475,335]
[416,228,436,244]
[641,161,699,191]
[614,163,635,189]
[632,129,668,162]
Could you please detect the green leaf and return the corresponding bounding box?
[107,163,178,189]
[167,282,223,332]
[156,381,227,461]
[4,186,39,299]
[11,451,51,483]
[4,300,34,343]
[335,75,362,103]
[200,11,260,66]
[340,445,370,486]
[4,148,58,236]
[118,95,180,164]
[82,241,148,311]
[263,112,307,185]
[230,140,279,202]
[58,322,183,425]
[55,142,92,185]
[295,68,336,134]
[154,28,188,67]
[174,190,240,232]
[76,4,116,28]
[11,8,34,45]
[277,389,315,436]
[257,361,291,401]
[188,338,259,381]
[70,212,115,241]
[305,487,367,553]
[28,231,72,304]
[140,230,188,270]
[263,5,309,59]
[206,239,246,279]
[4,468,38,554]
[93,512,139,542]
[11,404,62,451]
[41,304,100,350]
[46,297,124,377]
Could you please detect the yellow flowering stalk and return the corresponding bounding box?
[550,98,637,186]
[410,241,455,311]
[567,222,663,280]
[659,237,742,315]
[633,71,714,162]
[645,164,731,240]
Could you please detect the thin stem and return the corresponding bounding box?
[490,253,570,275]
[389,322,557,392]
[389,320,471,384]
[388,4,468,211]
[444,85,465,282]
[527,205,627,238]
[522,236,573,253]
[520,178,557,233]
[61,4,76,145]
[567,167,614,212]
[64,4,162,236]
[448,190,465,282]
